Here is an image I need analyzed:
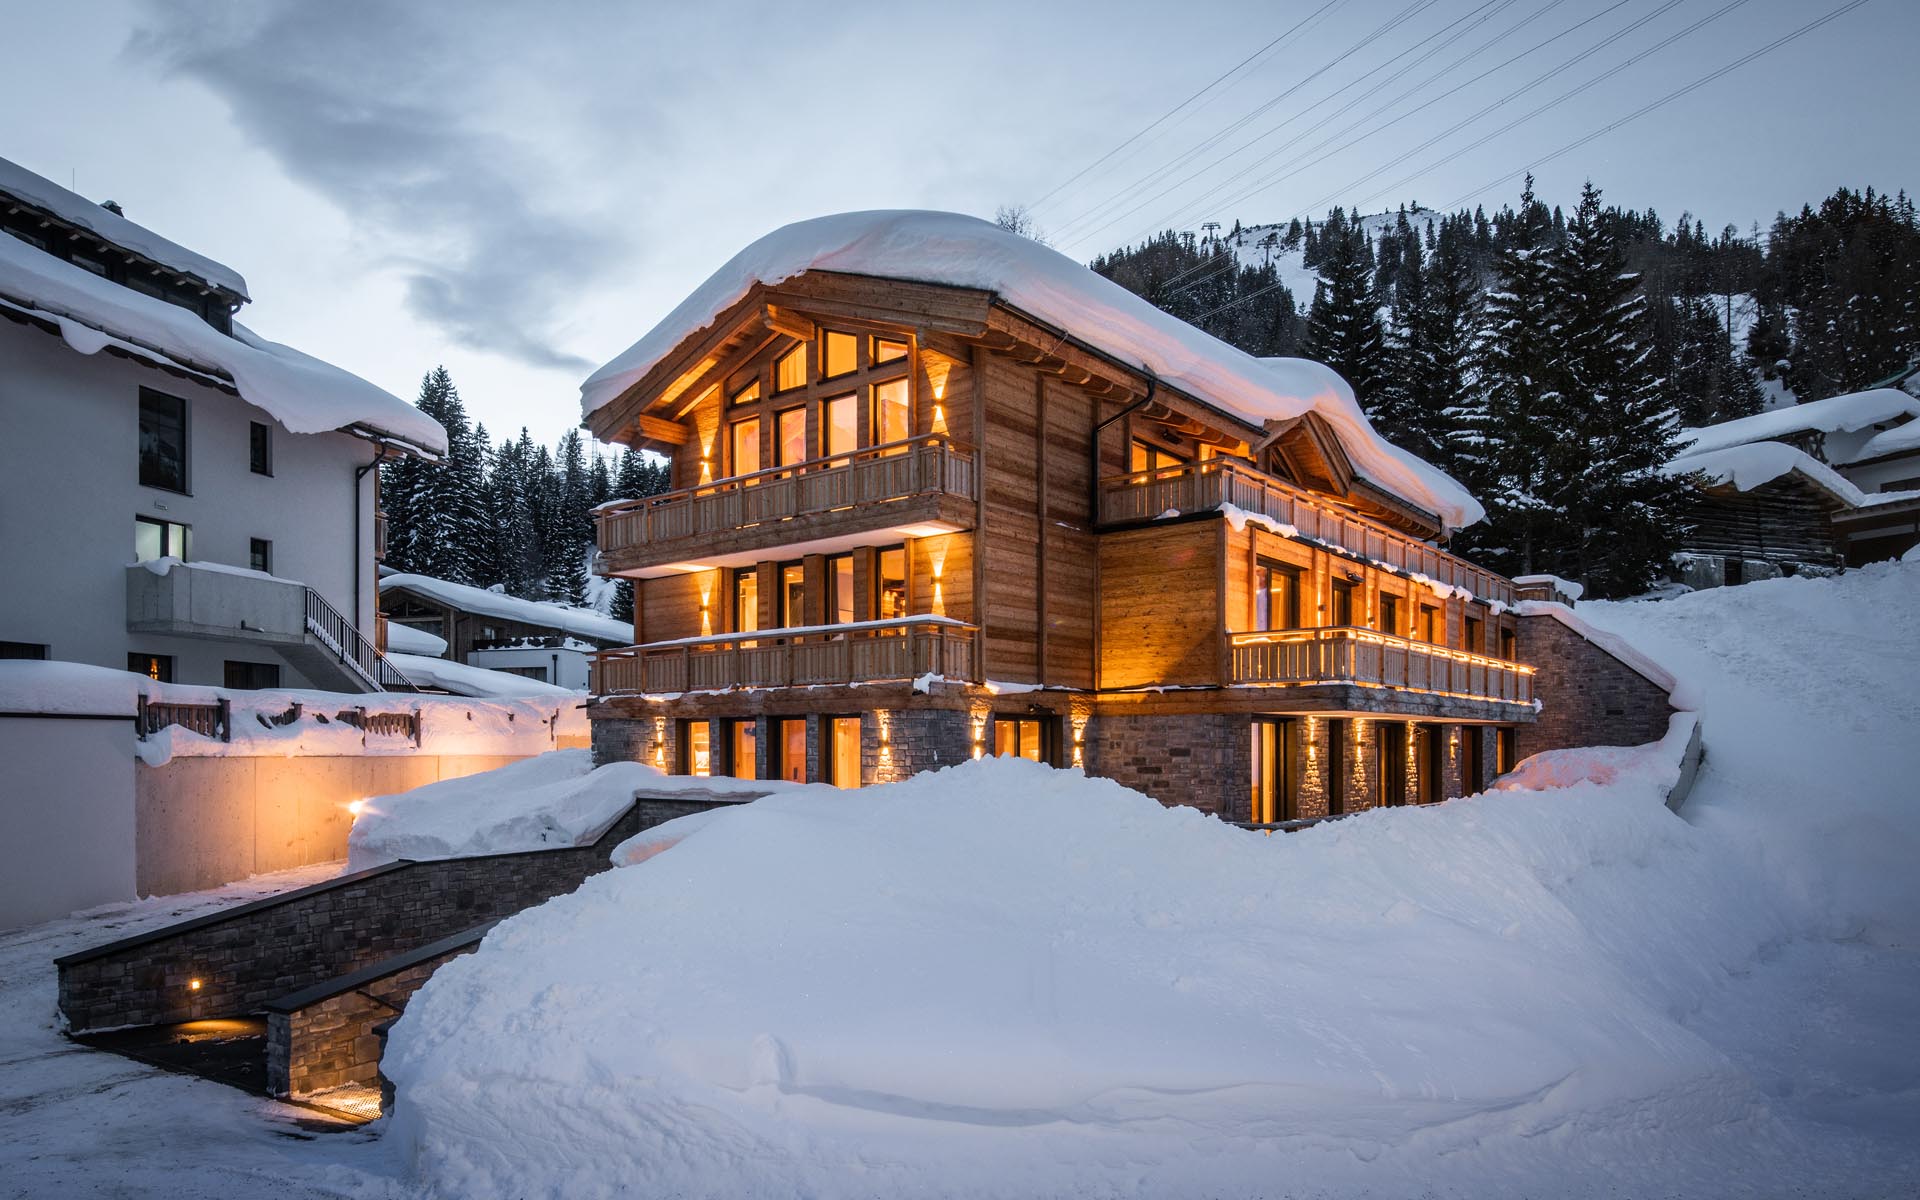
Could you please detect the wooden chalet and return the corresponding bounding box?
[580,219,1542,821]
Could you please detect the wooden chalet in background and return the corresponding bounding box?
[579,215,1668,822]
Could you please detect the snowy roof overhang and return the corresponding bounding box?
[0,231,446,458]
[380,574,633,645]
[1678,389,1920,457]
[0,155,249,301]
[579,211,1482,534]
[1665,442,1867,509]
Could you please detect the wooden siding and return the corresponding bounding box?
[1098,522,1224,689]
[1680,479,1845,567]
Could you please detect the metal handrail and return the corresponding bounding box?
[302,587,418,692]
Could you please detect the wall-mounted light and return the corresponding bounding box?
[652,716,667,769]
[189,978,202,992]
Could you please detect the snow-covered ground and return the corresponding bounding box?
[3,564,1916,1198]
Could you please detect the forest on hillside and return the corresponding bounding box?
[1090,181,1920,593]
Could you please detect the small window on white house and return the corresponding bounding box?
[249,421,273,475]
[249,538,272,574]
[134,515,190,562]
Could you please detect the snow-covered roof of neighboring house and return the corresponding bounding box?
[579,211,1483,532]
[387,651,578,698]
[0,155,250,298]
[0,231,447,456]
[1678,389,1920,458]
[1666,442,1871,508]
[1843,416,1920,465]
[380,574,633,645]
[385,621,450,657]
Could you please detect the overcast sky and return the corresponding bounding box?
[2,0,1908,449]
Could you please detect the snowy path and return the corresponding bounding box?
[0,864,417,1200]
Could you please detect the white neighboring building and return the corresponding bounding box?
[0,155,447,690]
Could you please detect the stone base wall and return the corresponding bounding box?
[1515,612,1675,763]
[1089,712,1249,818]
[864,709,972,785]
[266,941,475,1098]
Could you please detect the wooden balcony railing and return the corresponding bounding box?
[1098,459,1514,606]
[1228,626,1533,704]
[591,616,976,695]
[596,436,977,561]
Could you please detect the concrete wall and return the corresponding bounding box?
[0,321,380,688]
[0,716,137,929]
[134,753,530,898]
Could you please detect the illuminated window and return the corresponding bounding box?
[873,337,908,363]
[775,344,807,392]
[823,331,858,378]
[1420,604,1441,643]
[822,393,857,463]
[779,562,806,628]
[729,417,760,479]
[733,567,759,633]
[777,408,807,467]
[828,715,862,787]
[127,652,173,682]
[1254,562,1300,630]
[1496,726,1515,774]
[139,389,188,493]
[729,381,761,407]
[1380,594,1400,636]
[1249,717,1297,824]
[680,720,712,776]
[1329,581,1355,627]
[778,718,808,782]
[877,546,907,620]
[134,515,190,562]
[992,717,1055,763]
[1129,439,1185,475]
[727,720,758,780]
[829,554,855,624]
[875,378,910,450]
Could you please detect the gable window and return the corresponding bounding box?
[134,516,190,562]
[729,416,761,480]
[733,567,760,633]
[249,421,273,476]
[1254,562,1301,630]
[873,337,908,364]
[875,377,911,449]
[1129,440,1186,476]
[729,380,760,407]
[775,344,807,393]
[128,652,173,682]
[139,388,188,492]
[777,407,807,468]
[249,538,272,575]
[876,545,908,620]
[822,393,857,464]
[823,331,858,379]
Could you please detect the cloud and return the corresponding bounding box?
[126,1,634,370]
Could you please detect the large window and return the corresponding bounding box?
[776,718,808,783]
[828,554,855,624]
[875,377,910,449]
[775,344,807,393]
[779,562,806,628]
[1419,604,1441,643]
[1254,562,1300,630]
[139,388,188,492]
[1499,626,1517,661]
[134,515,190,562]
[1463,615,1483,654]
[992,716,1057,764]
[729,416,761,479]
[679,719,713,776]
[726,719,758,780]
[777,408,807,468]
[876,546,908,620]
[1250,717,1297,823]
[822,393,857,463]
[827,715,862,787]
[733,567,760,633]
[1329,580,1355,627]
[1378,725,1408,807]
[823,331,858,379]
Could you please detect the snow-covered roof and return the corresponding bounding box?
[0,155,250,298]
[380,574,632,645]
[386,651,578,697]
[0,232,446,456]
[1666,442,1870,509]
[1678,389,1920,457]
[1512,601,1680,696]
[1844,416,1920,465]
[579,211,1483,532]
[384,621,450,657]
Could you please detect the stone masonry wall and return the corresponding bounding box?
[1515,612,1675,763]
[57,796,723,1033]
[1090,713,1249,819]
[863,709,972,785]
[266,941,475,1098]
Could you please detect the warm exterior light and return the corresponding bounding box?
[346,798,370,817]
[189,978,202,991]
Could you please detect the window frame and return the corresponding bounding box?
[1254,560,1302,631]
[249,420,273,476]
[134,514,191,562]
[138,387,190,494]
[128,652,174,683]
[777,560,806,628]
[248,537,272,575]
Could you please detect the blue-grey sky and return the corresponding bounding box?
[2,0,1907,447]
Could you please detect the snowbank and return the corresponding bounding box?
[578,211,1482,531]
[0,226,446,454]
[388,753,1807,1198]
[379,574,631,644]
[0,154,249,297]
[1678,387,1920,457]
[347,750,654,871]
[0,661,585,763]
[1495,712,1696,794]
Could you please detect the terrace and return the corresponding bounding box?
[591,616,977,695]
[1228,626,1533,705]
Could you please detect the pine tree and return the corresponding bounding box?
[383,367,487,582]
[1542,182,1690,596]
[1302,219,1386,402]
[1666,295,1761,427]
[1375,216,1480,475]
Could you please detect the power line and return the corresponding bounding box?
[1027,0,1348,214]
[1047,0,1441,244]
[1439,0,1877,209]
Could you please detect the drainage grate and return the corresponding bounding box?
[304,1083,383,1123]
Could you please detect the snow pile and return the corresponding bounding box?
[579,211,1482,531]
[384,622,450,657]
[1494,712,1696,794]
[1677,387,1920,457]
[388,754,1796,1197]
[347,750,653,871]
[380,574,632,645]
[0,223,446,455]
[0,154,249,297]
[387,652,575,698]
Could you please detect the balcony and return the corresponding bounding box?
[596,436,978,577]
[1227,627,1533,705]
[1098,459,1513,606]
[591,617,975,695]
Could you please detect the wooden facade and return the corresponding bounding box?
[583,269,1535,817]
